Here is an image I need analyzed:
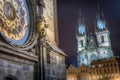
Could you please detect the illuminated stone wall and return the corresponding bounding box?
[43,0,58,45]
[66,57,120,80]
[0,0,38,80]
[43,0,66,80]
[77,11,113,66]
[0,57,34,80]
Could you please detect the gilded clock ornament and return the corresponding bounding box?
[37,16,48,37]
[0,0,30,45]
[3,2,16,21]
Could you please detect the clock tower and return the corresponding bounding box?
[76,6,114,67]
[95,5,113,59]
[76,11,88,66]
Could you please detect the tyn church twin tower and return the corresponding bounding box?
[76,9,113,66]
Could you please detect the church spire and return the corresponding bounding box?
[96,4,106,31]
[77,10,86,36]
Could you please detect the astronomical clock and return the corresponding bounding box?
[0,0,37,49]
[0,0,30,45]
[0,0,38,80]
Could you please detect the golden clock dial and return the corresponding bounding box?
[3,2,16,21]
[0,0,30,44]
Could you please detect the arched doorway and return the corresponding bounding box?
[4,75,17,80]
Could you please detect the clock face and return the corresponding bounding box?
[97,19,106,30]
[0,0,30,45]
[78,25,85,35]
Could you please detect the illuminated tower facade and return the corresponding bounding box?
[76,11,88,66]
[95,8,113,59]
[76,8,113,67]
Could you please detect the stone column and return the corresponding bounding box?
[37,16,48,80]
[36,0,46,80]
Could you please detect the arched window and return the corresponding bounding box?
[111,63,113,66]
[101,36,104,43]
[114,63,117,66]
[4,75,17,80]
[80,40,83,47]
[91,54,97,60]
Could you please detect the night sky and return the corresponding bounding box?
[57,0,120,67]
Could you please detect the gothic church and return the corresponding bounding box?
[76,9,113,66]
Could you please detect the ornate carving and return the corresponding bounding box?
[37,16,48,38]
[3,2,16,21]
[0,1,29,41]
[0,0,39,51]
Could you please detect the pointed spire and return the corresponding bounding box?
[79,9,82,17]
[78,9,83,24]
[94,20,97,32]
[98,4,100,12]
[97,3,104,19]
[77,9,86,36]
[97,4,101,18]
[97,4,106,20]
[96,4,107,31]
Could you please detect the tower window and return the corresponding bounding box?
[101,36,104,43]
[80,40,83,47]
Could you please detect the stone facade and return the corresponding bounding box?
[0,0,66,80]
[43,0,66,80]
[0,58,34,80]
[45,43,66,80]
[43,0,59,45]
[0,0,38,80]
[66,57,120,80]
[67,8,119,80]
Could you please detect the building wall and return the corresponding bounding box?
[43,0,58,45]
[0,0,38,80]
[0,0,66,80]
[43,0,66,80]
[0,58,34,80]
[66,57,120,80]
[46,46,66,80]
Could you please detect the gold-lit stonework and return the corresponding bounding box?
[66,57,120,80]
[0,0,28,40]
[43,0,57,44]
[37,17,48,37]
[0,0,67,80]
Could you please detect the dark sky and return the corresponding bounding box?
[57,0,120,66]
